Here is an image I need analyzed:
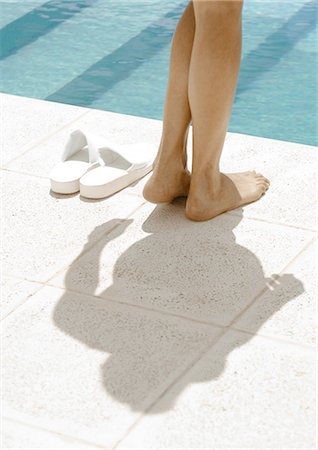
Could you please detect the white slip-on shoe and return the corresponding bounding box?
[79,140,158,199]
[49,128,100,194]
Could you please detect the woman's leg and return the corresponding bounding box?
[186,0,269,221]
[143,1,195,203]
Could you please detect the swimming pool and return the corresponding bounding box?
[1,0,317,146]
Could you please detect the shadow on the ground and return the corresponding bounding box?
[53,199,304,414]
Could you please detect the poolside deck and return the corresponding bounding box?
[1,93,317,449]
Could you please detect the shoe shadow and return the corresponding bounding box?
[52,200,304,414]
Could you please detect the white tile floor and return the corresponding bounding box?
[1,93,317,449]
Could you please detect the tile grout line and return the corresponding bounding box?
[113,252,317,450]
[225,235,317,332]
[3,232,316,350]
[5,288,313,449]
[3,263,315,353]
[3,245,316,448]
[112,326,230,449]
[43,227,317,348]
[2,94,317,447]
[113,300,316,450]
[42,282,316,353]
[3,108,92,168]
[125,191,318,233]
[1,201,148,322]
[1,163,317,234]
[43,200,148,285]
[2,416,106,449]
[229,325,316,354]
[0,166,149,185]
[1,167,49,180]
[114,239,318,447]
[3,162,316,408]
[274,235,317,270]
[1,168,317,234]
[43,201,317,276]
[227,209,318,233]
[1,282,46,322]
[44,282,227,331]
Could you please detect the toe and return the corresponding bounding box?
[259,179,270,188]
[261,183,268,192]
[263,176,270,184]
[256,173,270,184]
[256,181,268,192]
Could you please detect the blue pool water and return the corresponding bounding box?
[0,0,317,146]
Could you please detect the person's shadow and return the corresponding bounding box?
[53,199,304,414]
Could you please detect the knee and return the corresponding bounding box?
[194,0,243,26]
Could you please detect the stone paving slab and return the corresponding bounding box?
[3,106,162,180]
[2,285,221,448]
[1,275,43,320]
[5,98,317,230]
[220,132,317,230]
[117,330,315,449]
[2,94,317,449]
[1,94,90,166]
[2,417,103,450]
[50,200,315,327]
[235,238,317,347]
[2,170,144,282]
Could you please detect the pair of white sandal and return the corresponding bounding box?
[49,129,157,198]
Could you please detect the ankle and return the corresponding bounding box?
[191,165,222,194]
[154,151,187,173]
[157,136,188,165]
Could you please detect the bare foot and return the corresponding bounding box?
[143,165,191,203]
[185,171,270,221]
